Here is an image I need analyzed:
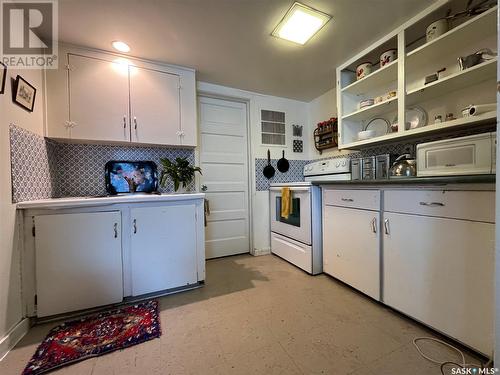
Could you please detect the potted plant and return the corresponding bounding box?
[159,157,202,193]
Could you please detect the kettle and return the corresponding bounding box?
[389,154,417,178]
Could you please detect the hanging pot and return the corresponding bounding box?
[277,150,289,173]
[263,149,275,179]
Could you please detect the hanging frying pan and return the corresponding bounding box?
[263,149,275,179]
[277,150,289,173]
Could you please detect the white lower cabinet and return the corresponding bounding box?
[25,198,205,318]
[130,205,198,296]
[35,212,123,317]
[383,211,494,355]
[323,205,380,300]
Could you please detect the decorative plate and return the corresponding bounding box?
[406,107,428,129]
[365,117,390,137]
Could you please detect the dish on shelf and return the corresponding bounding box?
[380,49,397,67]
[407,107,428,129]
[357,130,376,140]
[391,107,428,130]
[358,98,374,109]
[356,62,373,80]
[365,117,390,137]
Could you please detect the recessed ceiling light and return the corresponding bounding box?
[112,41,130,53]
[272,2,331,45]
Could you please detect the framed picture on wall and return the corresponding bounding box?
[13,75,36,112]
[0,63,6,94]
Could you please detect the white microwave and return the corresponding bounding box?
[416,132,496,177]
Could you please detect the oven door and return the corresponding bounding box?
[270,186,311,245]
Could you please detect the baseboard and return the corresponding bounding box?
[0,318,30,361]
[252,248,271,256]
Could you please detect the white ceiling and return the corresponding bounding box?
[57,0,434,101]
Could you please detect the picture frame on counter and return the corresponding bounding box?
[13,75,36,112]
[0,62,6,94]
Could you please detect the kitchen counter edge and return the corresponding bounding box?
[313,175,495,186]
[16,193,206,210]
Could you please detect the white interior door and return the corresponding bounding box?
[130,205,198,296]
[199,96,250,259]
[68,54,130,142]
[35,212,123,317]
[130,66,181,145]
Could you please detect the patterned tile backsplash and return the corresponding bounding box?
[255,159,309,191]
[53,143,195,197]
[9,124,195,202]
[11,123,497,200]
[10,124,57,202]
[254,124,496,191]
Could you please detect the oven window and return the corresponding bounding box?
[276,196,301,227]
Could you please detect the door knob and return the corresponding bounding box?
[201,184,208,192]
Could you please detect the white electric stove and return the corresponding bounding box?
[270,158,351,274]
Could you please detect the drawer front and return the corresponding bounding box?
[384,190,495,223]
[323,188,380,211]
[271,233,312,274]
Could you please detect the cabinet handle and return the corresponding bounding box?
[123,115,127,129]
[113,223,118,238]
[133,219,137,234]
[419,202,445,207]
[341,198,354,202]
[371,218,377,233]
[134,117,138,130]
[384,219,390,235]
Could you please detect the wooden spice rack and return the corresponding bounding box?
[314,118,338,154]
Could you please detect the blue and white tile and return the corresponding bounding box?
[53,143,196,197]
[9,124,56,203]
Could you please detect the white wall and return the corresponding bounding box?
[306,87,351,159]
[197,82,308,254]
[495,7,499,364]
[0,67,44,354]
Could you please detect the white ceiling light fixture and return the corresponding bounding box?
[112,40,131,53]
[272,2,331,45]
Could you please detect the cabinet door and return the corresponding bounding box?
[383,212,494,354]
[68,54,130,142]
[323,206,380,299]
[130,67,181,145]
[35,212,123,317]
[130,204,197,296]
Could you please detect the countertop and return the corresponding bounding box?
[313,175,496,186]
[17,193,206,210]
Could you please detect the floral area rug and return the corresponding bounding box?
[22,300,161,375]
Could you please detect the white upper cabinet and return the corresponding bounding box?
[130,66,181,145]
[68,54,130,142]
[45,45,197,147]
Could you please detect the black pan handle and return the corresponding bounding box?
[267,149,271,163]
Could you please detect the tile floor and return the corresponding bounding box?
[0,254,485,375]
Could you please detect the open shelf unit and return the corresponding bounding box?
[341,59,398,95]
[342,96,398,121]
[336,0,497,150]
[406,58,497,106]
[340,111,496,150]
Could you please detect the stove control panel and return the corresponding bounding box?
[303,158,350,177]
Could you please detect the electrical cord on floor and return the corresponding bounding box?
[412,337,487,375]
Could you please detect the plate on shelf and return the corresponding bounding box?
[391,107,428,130]
[406,107,427,129]
[365,117,390,137]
